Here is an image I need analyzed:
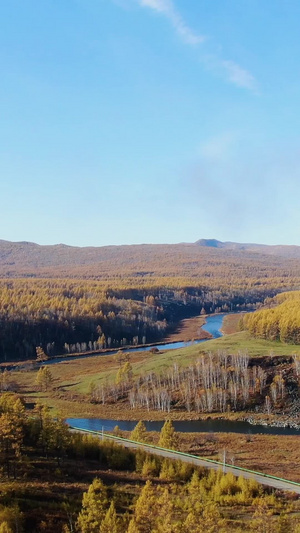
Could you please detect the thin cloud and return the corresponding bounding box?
[137,0,205,45]
[122,0,258,92]
[222,60,257,92]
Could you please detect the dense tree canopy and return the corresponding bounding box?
[242,291,300,344]
[0,271,292,361]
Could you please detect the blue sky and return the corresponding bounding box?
[1,0,300,246]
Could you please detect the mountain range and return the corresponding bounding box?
[1,237,300,280]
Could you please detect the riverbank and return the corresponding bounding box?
[163,314,211,342]
[67,420,300,483]
[221,312,243,334]
[8,314,213,368]
[9,313,300,429]
[176,430,300,483]
[31,387,300,430]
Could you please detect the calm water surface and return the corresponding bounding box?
[66,313,300,435]
[46,313,225,365]
[67,417,300,436]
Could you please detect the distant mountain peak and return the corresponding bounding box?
[195,239,225,248]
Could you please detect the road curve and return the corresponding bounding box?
[70,427,300,495]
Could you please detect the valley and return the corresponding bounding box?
[1,239,300,531]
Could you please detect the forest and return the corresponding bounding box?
[0,392,299,532]
[2,239,300,361]
[0,276,275,362]
[1,249,300,530]
[242,291,300,344]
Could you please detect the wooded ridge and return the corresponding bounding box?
[2,238,300,278]
[242,291,300,344]
[2,238,300,361]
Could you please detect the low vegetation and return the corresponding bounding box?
[0,397,299,532]
[3,317,300,421]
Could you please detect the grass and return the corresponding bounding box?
[12,330,300,399]
[178,431,300,483]
[8,324,300,485]
[10,327,300,423]
[8,307,300,426]
[196,330,300,357]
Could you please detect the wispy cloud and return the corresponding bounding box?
[221,60,257,91]
[137,0,204,45]
[135,0,257,92]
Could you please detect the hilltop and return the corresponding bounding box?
[1,237,300,279]
[195,238,300,257]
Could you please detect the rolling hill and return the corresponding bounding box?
[1,238,300,280]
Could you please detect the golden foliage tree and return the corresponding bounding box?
[100,501,119,533]
[130,421,148,443]
[128,480,157,533]
[77,478,108,533]
[35,366,53,391]
[158,419,177,450]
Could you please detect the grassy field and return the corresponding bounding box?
[6,323,300,484]
[14,330,300,401]
[9,328,300,419]
[197,330,300,357]
[177,431,300,483]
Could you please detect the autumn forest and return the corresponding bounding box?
[1,239,300,532]
[2,239,300,361]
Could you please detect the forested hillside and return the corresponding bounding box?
[2,238,300,280]
[0,277,264,361]
[2,239,300,361]
[242,291,300,344]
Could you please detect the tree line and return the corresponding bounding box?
[242,291,300,344]
[0,277,276,362]
[72,420,299,533]
[89,350,294,415]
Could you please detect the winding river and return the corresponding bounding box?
[66,313,300,436]
[46,313,225,365]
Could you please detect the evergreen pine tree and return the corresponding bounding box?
[159,459,177,480]
[152,487,174,533]
[131,480,157,532]
[126,518,139,533]
[35,366,53,391]
[130,421,148,443]
[158,419,177,450]
[141,456,158,476]
[0,522,13,533]
[77,478,108,533]
[36,346,48,362]
[186,471,204,514]
[100,501,119,533]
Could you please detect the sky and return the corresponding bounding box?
[1,0,300,247]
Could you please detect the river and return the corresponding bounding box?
[65,312,300,436]
[46,313,225,365]
[66,417,300,436]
